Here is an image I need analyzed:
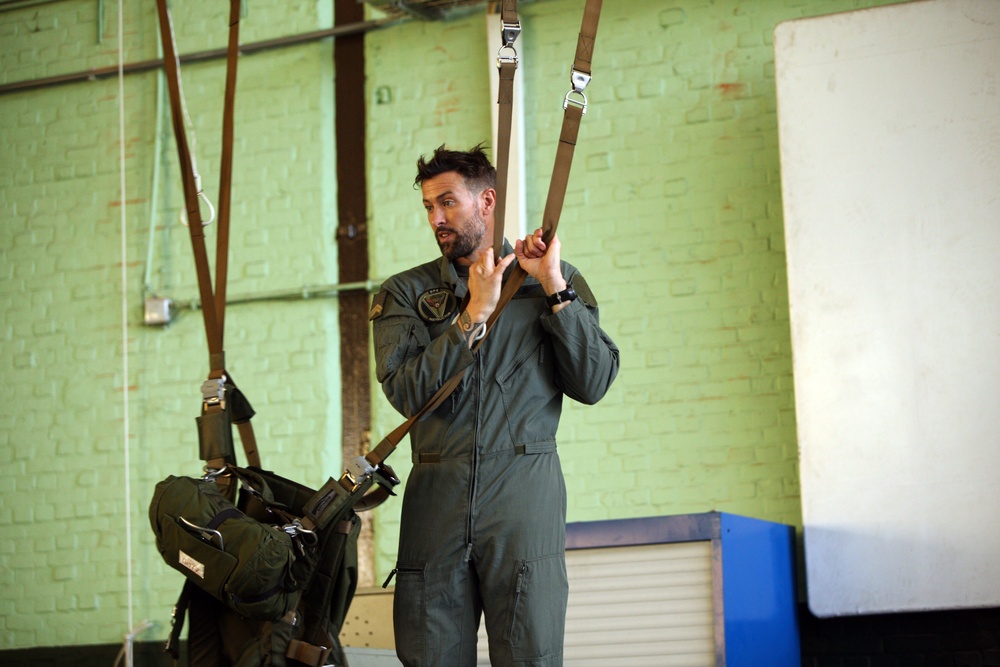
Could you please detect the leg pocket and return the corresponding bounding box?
[392,563,427,667]
[503,553,568,662]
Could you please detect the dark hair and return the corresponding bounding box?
[414,143,496,193]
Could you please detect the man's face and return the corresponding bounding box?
[421,171,494,265]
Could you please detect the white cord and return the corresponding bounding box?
[116,0,135,662]
[170,10,215,228]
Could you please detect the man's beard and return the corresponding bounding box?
[437,211,487,261]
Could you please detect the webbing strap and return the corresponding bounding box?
[214,0,242,345]
[356,0,604,510]
[154,0,223,365]
[286,638,331,667]
[164,581,192,660]
[492,0,520,259]
[155,0,262,470]
[154,0,237,362]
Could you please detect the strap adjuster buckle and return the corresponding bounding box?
[201,376,226,408]
[571,69,592,93]
[345,455,376,486]
[497,21,521,67]
[501,21,521,47]
[564,68,592,113]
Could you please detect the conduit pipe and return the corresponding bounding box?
[170,279,383,314]
[0,17,398,95]
[0,0,69,12]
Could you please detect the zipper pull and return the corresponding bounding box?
[381,568,398,589]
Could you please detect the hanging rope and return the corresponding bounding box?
[115,0,136,663]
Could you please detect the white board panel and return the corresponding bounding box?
[774,0,1000,616]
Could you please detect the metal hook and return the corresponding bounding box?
[178,516,225,551]
[180,174,216,227]
[202,465,230,481]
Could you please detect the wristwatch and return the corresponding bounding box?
[545,286,577,308]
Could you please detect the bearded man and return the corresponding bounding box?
[370,144,619,667]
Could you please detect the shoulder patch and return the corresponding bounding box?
[369,290,389,321]
[572,274,599,307]
[416,287,458,323]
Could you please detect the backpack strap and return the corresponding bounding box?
[155,0,262,476]
[163,580,194,660]
[286,639,332,667]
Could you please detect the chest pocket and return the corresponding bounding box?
[495,338,560,446]
[375,321,429,382]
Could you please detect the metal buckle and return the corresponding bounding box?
[497,44,518,68]
[501,21,521,47]
[496,20,520,68]
[563,90,588,113]
[571,68,592,93]
[563,68,592,113]
[201,376,226,408]
[203,465,230,481]
[345,455,376,486]
[283,520,318,545]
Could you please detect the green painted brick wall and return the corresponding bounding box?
[1,0,900,651]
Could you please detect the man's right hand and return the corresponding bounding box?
[460,247,515,346]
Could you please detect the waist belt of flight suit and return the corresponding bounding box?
[349,0,605,512]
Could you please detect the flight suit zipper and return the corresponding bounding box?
[465,347,483,563]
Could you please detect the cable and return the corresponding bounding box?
[116,0,135,663]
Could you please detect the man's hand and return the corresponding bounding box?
[461,247,516,346]
[516,229,567,296]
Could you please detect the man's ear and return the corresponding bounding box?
[479,187,497,217]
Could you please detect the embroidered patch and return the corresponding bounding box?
[179,549,205,579]
[369,290,388,321]
[416,287,458,323]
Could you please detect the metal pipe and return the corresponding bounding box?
[173,279,383,312]
[0,0,69,12]
[0,16,399,96]
[142,60,166,299]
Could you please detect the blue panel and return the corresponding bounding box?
[719,513,801,667]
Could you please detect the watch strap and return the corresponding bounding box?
[545,286,577,308]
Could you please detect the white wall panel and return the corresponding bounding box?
[775,0,1000,617]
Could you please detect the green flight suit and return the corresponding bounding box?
[372,245,619,667]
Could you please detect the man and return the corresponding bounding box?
[370,144,619,667]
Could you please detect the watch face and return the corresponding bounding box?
[416,287,458,323]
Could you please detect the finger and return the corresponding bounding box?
[497,252,516,271]
[524,235,546,258]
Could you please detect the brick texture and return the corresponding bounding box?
[2,0,903,651]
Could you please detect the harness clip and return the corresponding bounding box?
[571,68,592,93]
[563,68,592,113]
[496,20,521,68]
[201,376,227,408]
[501,21,521,47]
[345,455,376,486]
